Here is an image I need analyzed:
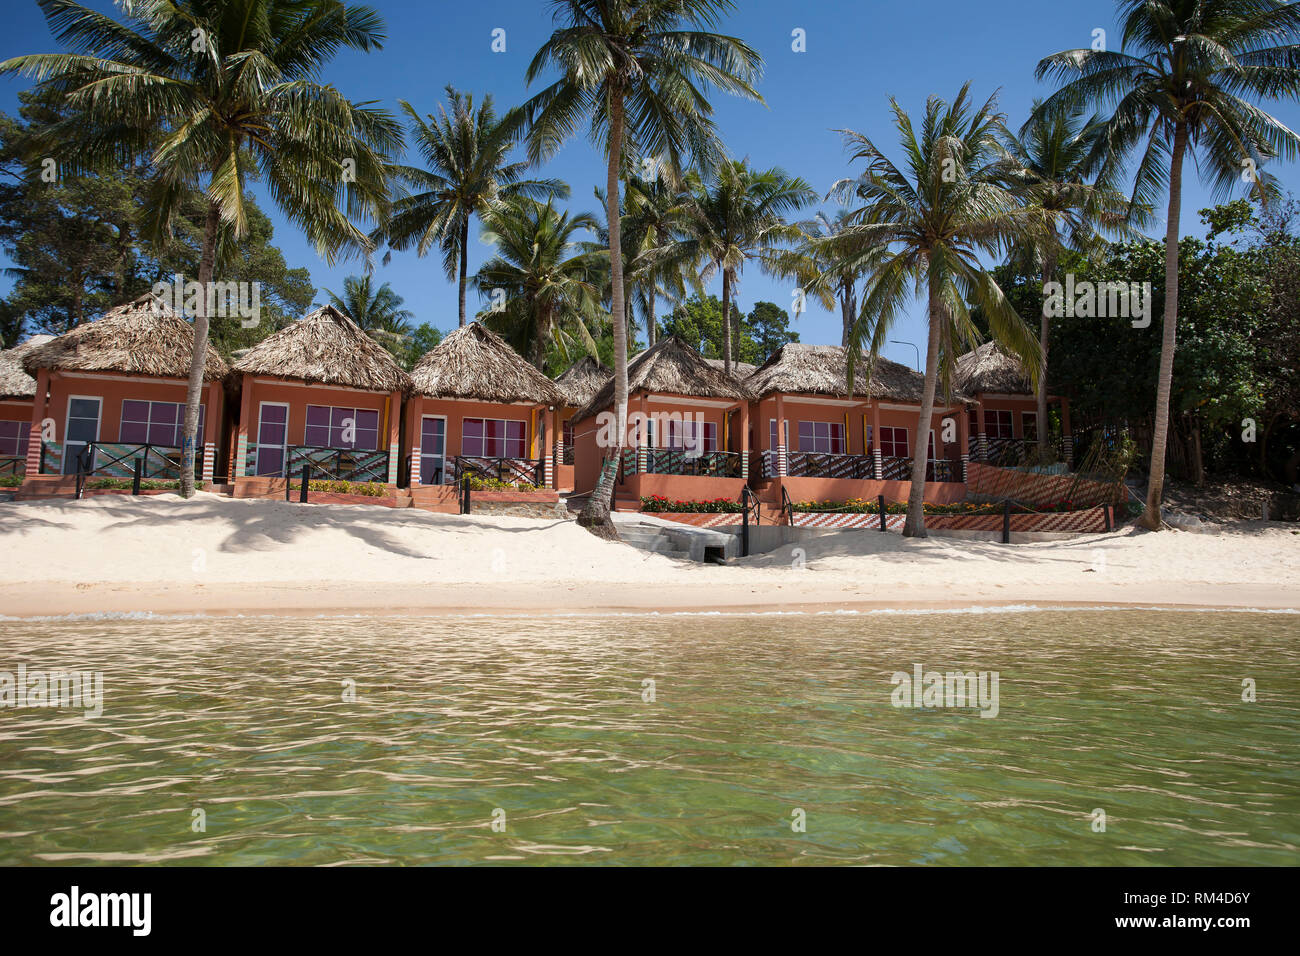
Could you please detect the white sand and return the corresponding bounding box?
[0,492,1296,616]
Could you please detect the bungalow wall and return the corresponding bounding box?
[23,370,224,481]
[969,392,1072,462]
[572,393,748,508]
[404,396,555,492]
[748,393,969,507]
[231,375,403,495]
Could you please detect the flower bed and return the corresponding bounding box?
[640,494,744,514]
[288,479,387,497]
[86,478,207,492]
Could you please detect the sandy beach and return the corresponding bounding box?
[0,493,1296,617]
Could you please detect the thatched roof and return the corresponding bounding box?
[232,305,411,393]
[0,335,54,399]
[955,341,1032,395]
[746,343,955,403]
[704,357,758,381]
[574,336,753,423]
[22,296,229,381]
[410,322,563,405]
[555,355,611,407]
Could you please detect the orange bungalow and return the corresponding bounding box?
[571,336,754,510]
[229,305,410,495]
[0,335,52,478]
[553,355,610,492]
[745,343,971,507]
[404,322,564,511]
[954,342,1073,466]
[18,296,228,495]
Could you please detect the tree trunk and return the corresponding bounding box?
[841,278,856,348]
[179,199,220,499]
[903,271,943,538]
[578,86,626,539]
[1189,412,1205,487]
[721,269,732,375]
[1141,123,1187,531]
[647,290,656,346]
[1037,251,1055,465]
[457,218,469,327]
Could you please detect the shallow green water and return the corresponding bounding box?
[0,610,1296,865]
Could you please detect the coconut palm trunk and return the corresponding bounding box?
[903,271,943,538]
[1141,123,1187,531]
[1036,250,1056,463]
[579,87,627,536]
[458,218,470,327]
[179,199,220,498]
[721,270,732,374]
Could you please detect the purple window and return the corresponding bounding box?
[462,418,526,458]
[0,420,26,458]
[120,400,202,447]
[303,404,382,450]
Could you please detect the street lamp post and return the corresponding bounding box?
[890,339,921,372]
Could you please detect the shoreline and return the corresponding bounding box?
[2,580,1295,619]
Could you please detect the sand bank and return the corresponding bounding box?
[0,493,1296,617]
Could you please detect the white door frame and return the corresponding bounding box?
[256,401,290,477]
[62,394,102,473]
[419,414,447,485]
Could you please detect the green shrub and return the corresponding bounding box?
[85,478,205,491]
[288,479,387,497]
[0,475,23,488]
[640,495,744,514]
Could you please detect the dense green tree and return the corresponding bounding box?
[1036,0,1300,528]
[745,301,799,361]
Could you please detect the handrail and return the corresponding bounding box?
[0,456,23,477]
[451,455,542,488]
[780,484,794,526]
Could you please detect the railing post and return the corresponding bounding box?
[878,494,887,532]
[461,470,470,515]
[300,464,310,503]
[1002,499,1011,544]
[741,488,750,558]
[1104,503,1113,532]
[132,456,143,496]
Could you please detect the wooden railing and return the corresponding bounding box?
[286,446,388,483]
[0,456,23,477]
[787,451,874,479]
[451,455,542,487]
[619,448,743,478]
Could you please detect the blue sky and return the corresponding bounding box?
[2,0,1297,369]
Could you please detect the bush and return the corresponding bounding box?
[459,472,536,492]
[86,478,205,491]
[640,494,744,514]
[0,475,22,488]
[288,479,387,497]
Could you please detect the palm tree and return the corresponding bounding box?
[1035,0,1300,530]
[1,0,399,497]
[474,197,608,370]
[1002,101,1144,462]
[623,174,695,346]
[828,84,1041,538]
[326,275,415,357]
[383,87,568,328]
[677,160,816,374]
[791,209,886,347]
[523,0,763,536]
